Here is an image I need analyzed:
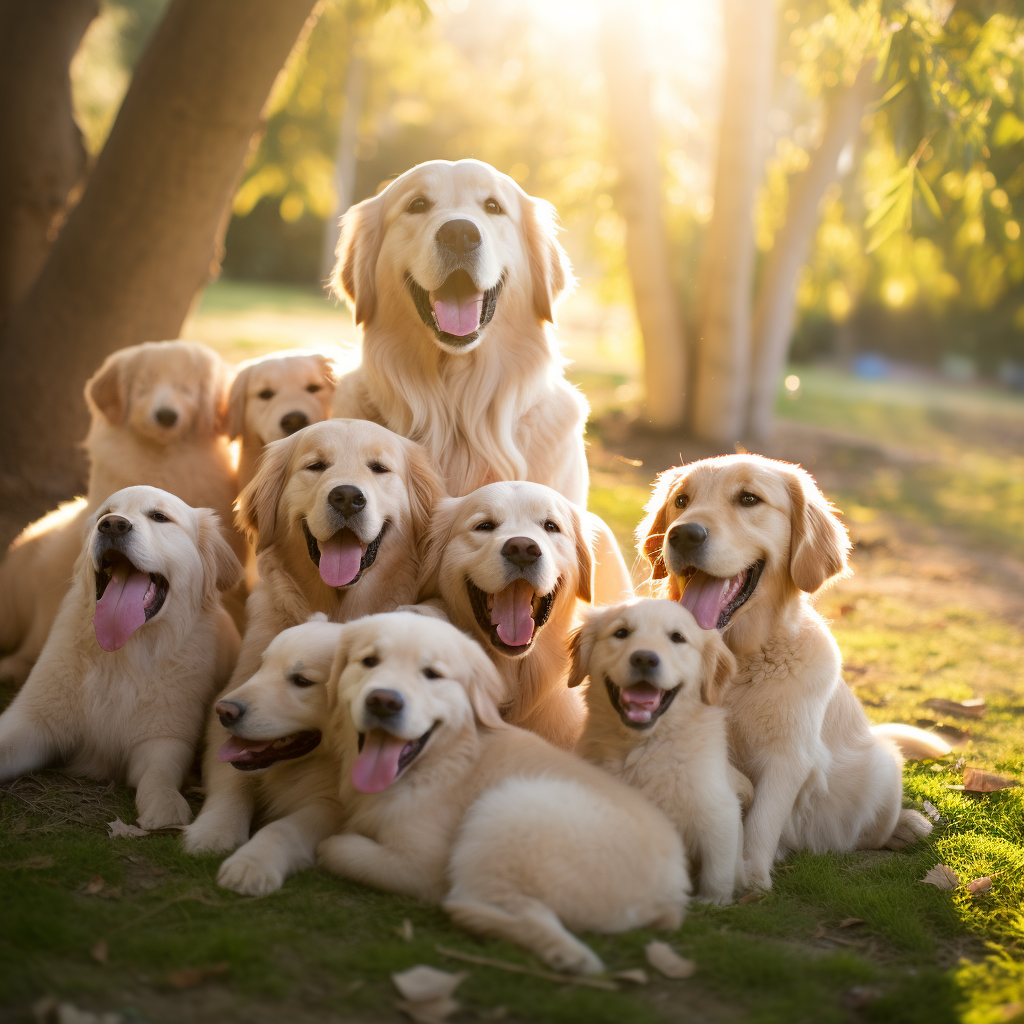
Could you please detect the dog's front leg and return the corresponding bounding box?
[181,748,255,854]
[742,757,811,890]
[0,697,59,781]
[128,736,194,829]
[318,832,448,903]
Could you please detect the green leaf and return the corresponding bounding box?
[993,111,1024,148]
[865,167,914,252]
[915,168,943,220]
[871,77,908,112]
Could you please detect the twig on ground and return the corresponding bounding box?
[434,945,619,991]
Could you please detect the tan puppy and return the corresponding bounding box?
[318,613,688,975]
[207,616,345,896]
[417,481,592,749]
[0,341,240,684]
[182,419,443,854]
[226,349,339,490]
[329,159,631,604]
[638,454,935,890]
[0,487,241,828]
[572,598,747,904]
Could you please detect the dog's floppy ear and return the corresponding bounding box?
[521,193,573,323]
[236,432,300,551]
[403,438,447,542]
[225,361,252,440]
[569,505,593,603]
[324,626,354,723]
[699,628,737,706]
[786,467,851,593]
[85,349,131,427]
[415,495,461,601]
[566,609,600,688]
[459,637,508,730]
[197,346,232,436]
[196,509,244,602]
[316,351,341,391]
[331,192,386,326]
[637,468,683,582]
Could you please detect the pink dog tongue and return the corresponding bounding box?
[351,729,408,793]
[216,735,272,763]
[679,570,745,629]
[93,564,151,651]
[490,579,536,646]
[432,293,483,337]
[318,529,364,587]
[620,683,664,724]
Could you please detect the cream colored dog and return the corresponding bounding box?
[226,349,339,490]
[572,598,748,905]
[182,420,443,854]
[206,616,345,896]
[318,612,688,975]
[0,341,240,684]
[417,481,593,749]
[638,454,938,890]
[329,159,631,604]
[0,486,241,828]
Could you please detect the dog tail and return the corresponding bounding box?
[872,723,952,761]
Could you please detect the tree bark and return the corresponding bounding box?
[601,3,687,431]
[0,0,98,325]
[690,0,776,444]
[0,0,320,518]
[746,62,876,439]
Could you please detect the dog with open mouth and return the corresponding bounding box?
[638,454,940,889]
[416,481,594,749]
[328,158,632,606]
[182,419,444,854]
[0,486,242,829]
[185,615,346,895]
[571,598,750,905]
[317,612,688,976]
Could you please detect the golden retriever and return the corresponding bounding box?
[0,486,241,828]
[0,341,241,684]
[226,349,339,490]
[417,481,593,749]
[329,159,632,604]
[572,598,749,904]
[208,616,345,896]
[317,612,688,975]
[182,419,444,853]
[638,454,937,889]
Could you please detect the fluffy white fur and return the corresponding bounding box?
[0,486,241,828]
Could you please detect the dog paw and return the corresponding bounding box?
[544,941,604,976]
[217,849,285,896]
[181,814,249,854]
[136,789,192,830]
[744,862,773,892]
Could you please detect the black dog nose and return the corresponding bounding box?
[328,485,366,519]
[97,514,132,536]
[501,536,541,568]
[365,688,404,718]
[668,522,708,555]
[630,650,660,671]
[435,218,481,257]
[215,701,245,726]
[279,411,308,435]
[155,407,178,428]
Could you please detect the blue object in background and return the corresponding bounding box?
[852,353,889,379]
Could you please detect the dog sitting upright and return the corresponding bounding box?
[0,487,242,829]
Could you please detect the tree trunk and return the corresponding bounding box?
[319,34,367,282]
[0,0,320,519]
[601,3,687,431]
[690,0,776,444]
[0,0,98,325]
[746,63,876,439]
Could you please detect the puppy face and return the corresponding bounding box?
[332,159,571,354]
[213,616,342,772]
[226,350,338,446]
[90,485,241,652]
[636,455,851,633]
[330,612,505,793]
[569,599,736,730]
[86,341,229,444]
[238,419,443,588]
[419,481,592,659]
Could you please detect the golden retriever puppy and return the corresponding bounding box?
[0,486,241,828]
[417,481,593,749]
[209,616,345,896]
[0,341,240,684]
[572,598,748,904]
[329,158,632,604]
[638,454,936,890]
[226,349,339,490]
[318,612,688,975]
[182,419,444,854]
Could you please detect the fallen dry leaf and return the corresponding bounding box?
[90,940,108,964]
[968,875,995,895]
[812,924,827,939]
[963,768,1021,793]
[922,864,960,890]
[923,698,986,720]
[395,996,460,1024]
[397,918,414,941]
[84,876,106,896]
[736,890,764,905]
[392,966,467,1003]
[644,941,696,979]
[839,918,865,928]
[106,818,149,839]
[167,963,229,989]
[612,968,649,984]
[922,800,942,822]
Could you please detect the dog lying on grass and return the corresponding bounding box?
[318,612,688,975]
[0,486,241,829]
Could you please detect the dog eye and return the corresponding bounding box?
[258,389,275,400]
[362,656,379,668]
[484,198,503,215]
[670,631,686,644]
[305,460,327,472]
[423,667,442,680]
[368,461,390,474]
[407,196,431,214]
[474,520,496,531]
[306,384,322,393]
[543,520,560,533]
[739,492,762,507]
[290,673,317,688]
[613,627,630,639]
[148,511,170,523]
[674,493,689,509]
